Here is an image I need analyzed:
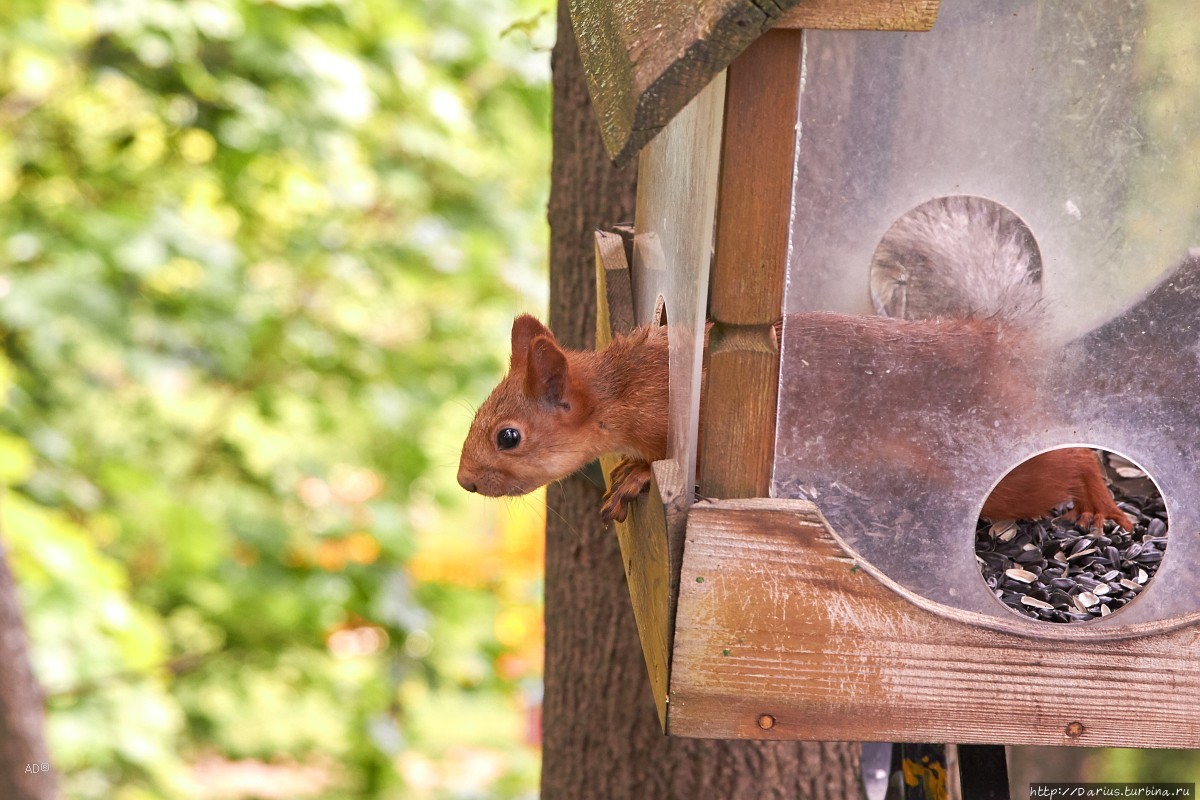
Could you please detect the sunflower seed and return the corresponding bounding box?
[1005,568,1038,584]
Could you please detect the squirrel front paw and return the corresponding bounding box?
[1063,505,1134,532]
[600,458,653,523]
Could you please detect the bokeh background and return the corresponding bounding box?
[0,0,550,797]
[8,1,1200,798]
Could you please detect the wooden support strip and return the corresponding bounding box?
[776,0,939,31]
[594,229,636,345]
[597,454,686,728]
[699,30,801,499]
[708,29,801,327]
[668,498,1200,747]
[594,229,688,729]
[699,330,780,499]
[612,223,635,273]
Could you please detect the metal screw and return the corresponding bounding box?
[1065,721,1085,738]
[757,714,776,730]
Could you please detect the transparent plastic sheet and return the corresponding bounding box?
[633,74,726,492]
[773,0,1200,628]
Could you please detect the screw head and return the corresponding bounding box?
[757,713,776,730]
[1065,721,1085,738]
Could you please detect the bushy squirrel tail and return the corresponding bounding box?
[870,195,1043,324]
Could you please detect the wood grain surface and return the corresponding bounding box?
[699,31,801,499]
[776,0,939,30]
[595,230,689,729]
[667,498,1200,748]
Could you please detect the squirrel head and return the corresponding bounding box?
[458,315,597,497]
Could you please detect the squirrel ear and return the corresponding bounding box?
[510,315,554,370]
[525,335,570,407]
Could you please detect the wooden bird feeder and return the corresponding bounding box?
[578,0,1200,756]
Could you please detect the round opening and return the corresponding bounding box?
[975,447,1168,623]
[869,195,1042,320]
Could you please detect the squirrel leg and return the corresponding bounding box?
[1059,449,1134,532]
[600,457,653,524]
[985,449,1133,532]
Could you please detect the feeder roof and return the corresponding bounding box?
[570,0,941,164]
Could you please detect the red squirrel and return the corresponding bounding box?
[460,197,1132,530]
[457,314,667,522]
[457,312,1131,530]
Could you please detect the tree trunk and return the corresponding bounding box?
[542,4,861,797]
[0,534,56,800]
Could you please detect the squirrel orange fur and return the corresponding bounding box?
[457,315,668,522]
[980,447,1128,531]
[458,313,1131,530]
[460,189,1137,528]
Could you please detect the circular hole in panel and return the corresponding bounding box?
[974,447,1168,624]
[869,195,1042,321]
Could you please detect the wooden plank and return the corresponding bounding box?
[698,30,801,498]
[598,454,686,728]
[709,29,801,326]
[568,0,942,165]
[668,498,1200,747]
[698,329,780,498]
[776,0,939,31]
[595,230,689,729]
[594,229,636,345]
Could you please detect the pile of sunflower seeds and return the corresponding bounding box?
[975,483,1168,624]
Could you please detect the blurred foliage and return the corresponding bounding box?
[0,0,551,797]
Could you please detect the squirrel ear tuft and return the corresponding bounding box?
[510,315,554,370]
[525,335,569,407]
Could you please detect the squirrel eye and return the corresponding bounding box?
[496,427,522,451]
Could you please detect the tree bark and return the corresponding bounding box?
[0,534,56,800]
[542,3,862,797]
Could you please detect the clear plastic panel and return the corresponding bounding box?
[633,74,726,492]
[773,0,1200,629]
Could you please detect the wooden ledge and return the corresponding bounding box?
[667,498,1200,747]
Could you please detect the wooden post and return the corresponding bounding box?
[699,29,803,499]
[775,0,940,30]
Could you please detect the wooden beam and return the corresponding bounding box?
[669,498,1200,747]
[594,229,636,344]
[698,30,802,499]
[595,230,689,729]
[776,0,939,30]
[568,0,941,165]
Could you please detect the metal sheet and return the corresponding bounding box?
[773,0,1200,629]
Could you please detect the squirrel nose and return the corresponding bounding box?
[457,468,477,493]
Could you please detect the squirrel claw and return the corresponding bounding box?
[1063,507,1134,533]
[600,458,653,524]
